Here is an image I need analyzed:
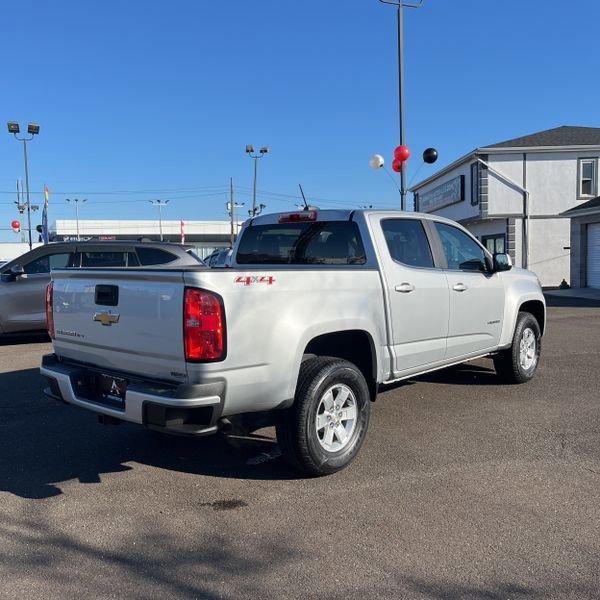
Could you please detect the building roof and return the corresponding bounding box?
[561,196,600,217]
[412,125,600,192]
[484,126,600,149]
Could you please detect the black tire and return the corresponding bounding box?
[493,311,541,384]
[276,356,371,476]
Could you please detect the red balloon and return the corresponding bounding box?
[11,220,20,230]
[392,158,403,173]
[394,145,411,162]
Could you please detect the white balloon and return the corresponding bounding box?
[369,154,385,169]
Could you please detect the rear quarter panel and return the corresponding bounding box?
[184,268,388,415]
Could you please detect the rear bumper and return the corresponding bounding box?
[40,354,224,436]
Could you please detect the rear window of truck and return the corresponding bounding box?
[236,221,366,265]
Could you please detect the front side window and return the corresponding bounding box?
[579,158,597,197]
[236,221,366,265]
[381,218,434,268]
[435,222,487,271]
[24,252,71,275]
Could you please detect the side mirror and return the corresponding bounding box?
[493,252,512,272]
[1,265,25,282]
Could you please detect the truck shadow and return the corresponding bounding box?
[0,331,49,346]
[1,360,503,500]
[0,369,303,500]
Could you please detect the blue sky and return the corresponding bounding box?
[1,0,597,240]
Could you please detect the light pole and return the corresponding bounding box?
[66,198,87,240]
[245,144,269,217]
[7,122,40,249]
[377,0,424,210]
[149,200,169,241]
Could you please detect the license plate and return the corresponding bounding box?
[96,373,128,408]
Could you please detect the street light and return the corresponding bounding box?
[65,198,87,240]
[377,0,424,210]
[245,144,269,217]
[149,199,169,241]
[7,121,41,249]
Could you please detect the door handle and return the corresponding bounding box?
[395,282,415,293]
[453,283,468,292]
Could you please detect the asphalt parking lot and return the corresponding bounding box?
[1,306,599,600]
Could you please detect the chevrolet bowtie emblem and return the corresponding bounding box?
[93,312,120,326]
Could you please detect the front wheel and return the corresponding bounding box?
[276,357,371,476]
[494,311,541,384]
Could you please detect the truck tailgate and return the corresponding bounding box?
[51,269,188,382]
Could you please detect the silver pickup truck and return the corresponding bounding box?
[41,210,545,475]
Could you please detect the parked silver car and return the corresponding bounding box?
[0,241,203,334]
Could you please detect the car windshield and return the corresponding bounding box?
[236,221,366,265]
[186,248,205,264]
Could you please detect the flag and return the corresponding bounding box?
[41,184,50,244]
[180,220,185,244]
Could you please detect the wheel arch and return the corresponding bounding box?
[302,329,378,401]
[519,299,546,335]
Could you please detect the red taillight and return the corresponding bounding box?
[46,282,55,339]
[278,210,317,223]
[184,288,225,361]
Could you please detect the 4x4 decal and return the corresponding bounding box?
[234,275,276,286]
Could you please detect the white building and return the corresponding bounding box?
[49,219,243,258]
[410,126,600,287]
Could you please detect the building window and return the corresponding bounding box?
[470,162,479,206]
[579,158,597,198]
[481,234,506,255]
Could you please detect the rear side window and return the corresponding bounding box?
[381,219,434,268]
[236,221,366,265]
[80,251,137,268]
[135,247,178,266]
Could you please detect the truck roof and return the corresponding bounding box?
[249,208,460,227]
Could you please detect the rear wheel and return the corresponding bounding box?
[276,356,371,476]
[494,311,541,384]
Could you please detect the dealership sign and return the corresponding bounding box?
[415,175,464,213]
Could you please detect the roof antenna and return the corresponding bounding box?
[298,184,310,211]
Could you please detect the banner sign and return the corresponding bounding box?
[415,175,464,213]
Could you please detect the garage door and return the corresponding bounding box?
[587,223,600,288]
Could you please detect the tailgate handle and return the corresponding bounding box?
[95,285,119,307]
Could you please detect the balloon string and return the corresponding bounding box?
[408,161,425,188]
[382,166,401,193]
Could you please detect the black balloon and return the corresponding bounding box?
[423,147,438,164]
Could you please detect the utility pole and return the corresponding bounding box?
[149,200,169,241]
[378,0,424,210]
[227,178,244,247]
[66,198,87,240]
